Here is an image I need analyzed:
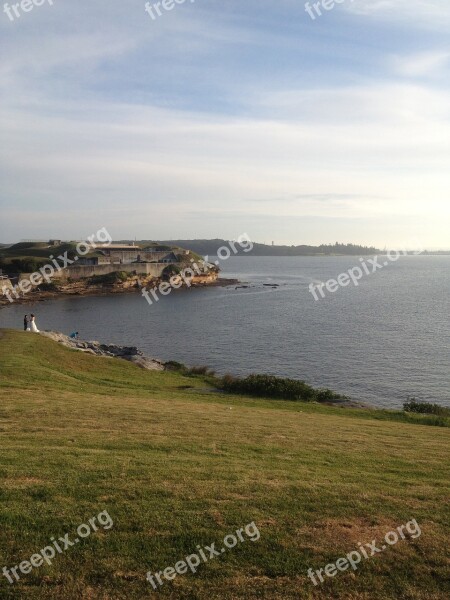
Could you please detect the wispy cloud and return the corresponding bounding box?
[346,0,450,28]
[390,51,450,78]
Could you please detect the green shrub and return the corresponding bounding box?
[189,365,216,377]
[162,265,181,280]
[165,361,187,372]
[38,282,58,292]
[316,388,341,402]
[403,399,450,417]
[88,271,129,285]
[10,258,44,273]
[218,373,345,403]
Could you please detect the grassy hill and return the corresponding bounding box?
[0,330,449,599]
[0,242,80,273]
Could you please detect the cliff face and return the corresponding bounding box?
[0,270,222,307]
[64,270,220,291]
[0,276,13,291]
[191,272,219,285]
[57,273,155,294]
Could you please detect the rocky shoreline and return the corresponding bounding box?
[0,277,240,309]
[40,331,166,371]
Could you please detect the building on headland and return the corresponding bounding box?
[77,255,111,267]
[61,244,183,281]
[77,244,179,266]
[0,241,220,293]
[1,239,199,284]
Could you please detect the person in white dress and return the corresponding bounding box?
[28,314,40,333]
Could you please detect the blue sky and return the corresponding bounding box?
[0,0,449,247]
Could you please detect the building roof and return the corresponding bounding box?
[95,244,139,250]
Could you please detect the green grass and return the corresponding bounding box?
[0,329,449,599]
[0,243,78,261]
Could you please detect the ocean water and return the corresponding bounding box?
[1,255,449,409]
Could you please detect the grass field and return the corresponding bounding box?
[0,329,449,599]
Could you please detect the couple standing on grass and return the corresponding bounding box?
[24,314,39,333]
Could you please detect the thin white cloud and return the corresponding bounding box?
[390,51,450,78]
[1,84,449,223]
[346,0,450,28]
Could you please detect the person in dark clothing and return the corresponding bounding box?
[24,315,28,331]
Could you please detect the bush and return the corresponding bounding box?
[162,265,181,280]
[165,362,216,377]
[88,271,129,285]
[10,258,44,273]
[165,361,187,372]
[38,282,58,292]
[403,399,450,417]
[316,388,340,402]
[189,365,216,377]
[218,373,344,403]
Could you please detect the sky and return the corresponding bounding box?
[0,0,449,248]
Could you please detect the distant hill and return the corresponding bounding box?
[158,240,380,256]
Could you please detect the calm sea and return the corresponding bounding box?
[1,256,449,409]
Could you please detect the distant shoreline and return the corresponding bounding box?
[0,277,239,310]
[156,240,450,257]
